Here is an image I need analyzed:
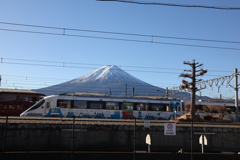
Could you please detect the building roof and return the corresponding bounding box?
[0,89,43,95]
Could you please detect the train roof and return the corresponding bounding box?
[0,89,43,95]
[46,92,180,101]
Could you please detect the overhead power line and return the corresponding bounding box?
[0,75,177,90]
[97,0,240,10]
[0,22,239,44]
[0,58,236,95]
[0,28,239,51]
[0,58,232,75]
[0,22,240,50]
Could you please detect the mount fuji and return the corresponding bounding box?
[34,65,202,100]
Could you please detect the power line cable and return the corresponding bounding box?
[0,28,239,51]
[0,61,186,74]
[1,73,214,88]
[0,24,240,50]
[0,72,231,92]
[97,0,240,10]
[0,75,224,89]
[1,57,185,71]
[1,74,236,96]
[0,59,235,91]
[0,21,239,44]
[1,83,234,98]
[0,58,233,75]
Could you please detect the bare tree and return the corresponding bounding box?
[203,102,227,119]
[179,60,207,119]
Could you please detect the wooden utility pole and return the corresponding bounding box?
[234,68,239,122]
[180,60,207,119]
[190,61,197,118]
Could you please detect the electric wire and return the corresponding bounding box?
[1,74,235,97]
[0,24,240,50]
[1,82,233,98]
[97,0,240,10]
[0,21,239,44]
[0,58,232,76]
[0,70,233,91]
[0,58,236,96]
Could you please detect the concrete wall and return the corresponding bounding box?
[1,122,240,153]
[1,152,240,160]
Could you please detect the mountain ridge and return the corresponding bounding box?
[34,65,165,96]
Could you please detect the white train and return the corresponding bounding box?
[194,99,240,121]
[20,94,184,120]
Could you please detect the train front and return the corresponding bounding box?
[20,99,46,117]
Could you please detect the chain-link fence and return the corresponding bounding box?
[1,116,240,160]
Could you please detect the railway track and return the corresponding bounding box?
[1,116,240,128]
[0,116,169,126]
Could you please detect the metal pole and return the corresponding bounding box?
[201,135,204,153]
[133,118,136,160]
[234,68,239,122]
[71,116,75,160]
[132,87,135,97]
[191,119,193,160]
[166,87,169,98]
[126,84,128,97]
[191,61,196,119]
[2,115,8,160]
[109,87,112,96]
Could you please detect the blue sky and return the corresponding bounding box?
[0,0,239,99]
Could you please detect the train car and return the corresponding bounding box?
[20,94,184,120]
[0,101,35,116]
[193,99,240,121]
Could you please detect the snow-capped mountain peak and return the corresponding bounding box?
[71,65,145,84]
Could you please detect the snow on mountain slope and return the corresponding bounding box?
[34,65,163,96]
[70,65,148,84]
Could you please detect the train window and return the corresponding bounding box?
[145,104,150,110]
[46,102,50,108]
[89,101,105,109]
[135,103,149,111]
[17,105,23,110]
[0,104,4,109]
[23,105,29,110]
[9,104,15,109]
[150,104,166,111]
[73,100,87,109]
[136,103,143,110]
[106,102,119,110]
[119,102,123,110]
[26,99,45,112]
[57,100,72,108]
[32,97,38,102]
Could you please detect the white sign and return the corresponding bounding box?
[199,135,207,145]
[194,132,215,135]
[146,134,151,145]
[164,123,176,136]
[144,121,150,128]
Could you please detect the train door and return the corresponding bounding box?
[57,99,72,117]
[179,101,184,116]
[122,102,133,119]
[173,101,183,117]
[45,101,51,115]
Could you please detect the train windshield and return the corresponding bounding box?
[25,99,45,112]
